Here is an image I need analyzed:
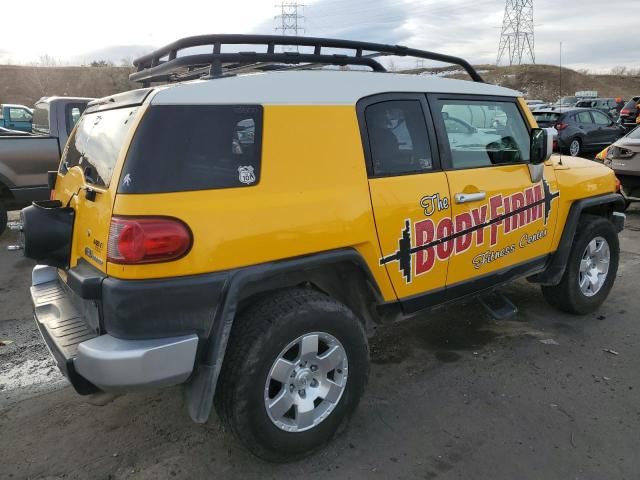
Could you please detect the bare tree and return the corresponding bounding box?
[610,65,627,76]
[38,54,57,67]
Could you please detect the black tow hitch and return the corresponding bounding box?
[7,200,75,269]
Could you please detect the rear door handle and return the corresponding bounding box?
[455,192,486,204]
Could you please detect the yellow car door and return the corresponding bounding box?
[427,94,560,288]
[359,94,452,304]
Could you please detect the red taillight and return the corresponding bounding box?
[554,122,569,131]
[49,189,56,200]
[620,109,630,116]
[107,216,192,264]
[553,140,558,151]
[615,176,621,192]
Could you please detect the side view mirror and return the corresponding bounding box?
[530,128,552,164]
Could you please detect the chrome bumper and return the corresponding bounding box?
[31,265,198,392]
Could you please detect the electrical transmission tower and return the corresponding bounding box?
[275,2,305,52]
[496,0,535,66]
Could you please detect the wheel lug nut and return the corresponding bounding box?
[310,379,318,387]
[310,365,317,372]
[298,389,306,398]
[289,384,294,392]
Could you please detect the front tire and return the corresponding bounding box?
[215,288,369,462]
[542,215,619,314]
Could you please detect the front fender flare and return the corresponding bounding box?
[529,193,625,286]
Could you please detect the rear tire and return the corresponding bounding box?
[568,137,582,157]
[541,215,619,314]
[0,201,7,236]
[215,288,369,462]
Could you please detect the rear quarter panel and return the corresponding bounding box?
[109,105,396,301]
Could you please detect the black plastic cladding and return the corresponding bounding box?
[129,34,485,85]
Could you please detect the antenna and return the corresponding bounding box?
[275,2,305,52]
[558,41,563,166]
[497,0,535,65]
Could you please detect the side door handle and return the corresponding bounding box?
[455,192,486,204]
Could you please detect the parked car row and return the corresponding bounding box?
[533,107,626,157]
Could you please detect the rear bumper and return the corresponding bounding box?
[31,265,199,393]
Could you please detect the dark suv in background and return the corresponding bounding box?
[575,98,619,118]
[619,96,639,131]
[533,108,625,157]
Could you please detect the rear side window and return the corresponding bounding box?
[60,107,139,187]
[119,105,263,193]
[533,112,561,123]
[576,111,593,124]
[364,100,432,176]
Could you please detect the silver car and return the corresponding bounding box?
[603,126,640,207]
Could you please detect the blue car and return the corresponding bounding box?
[0,104,33,132]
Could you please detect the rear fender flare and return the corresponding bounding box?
[184,248,382,423]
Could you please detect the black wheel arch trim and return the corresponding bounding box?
[529,193,625,286]
[184,247,383,423]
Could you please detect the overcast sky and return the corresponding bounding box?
[2,0,638,71]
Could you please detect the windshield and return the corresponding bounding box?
[626,126,640,140]
[60,107,138,187]
[559,96,578,104]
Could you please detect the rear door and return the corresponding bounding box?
[54,105,143,271]
[428,94,560,289]
[575,110,598,148]
[360,94,452,302]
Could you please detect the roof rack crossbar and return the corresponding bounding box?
[130,34,484,84]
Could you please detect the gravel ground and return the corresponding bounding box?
[1,207,639,479]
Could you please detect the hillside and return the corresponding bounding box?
[0,65,136,106]
[405,64,640,102]
[2,63,639,107]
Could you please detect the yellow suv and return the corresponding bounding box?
[17,35,626,462]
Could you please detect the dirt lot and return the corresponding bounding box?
[1,208,639,480]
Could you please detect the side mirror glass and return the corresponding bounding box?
[530,128,551,164]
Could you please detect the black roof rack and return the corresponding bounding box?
[130,34,484,85]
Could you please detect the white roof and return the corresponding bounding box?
[150,70,521,106]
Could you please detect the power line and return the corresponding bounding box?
[275,2,305,52]
[497,0,535,65]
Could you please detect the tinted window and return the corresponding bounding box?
[576,111,593,124]
[533,112,561,123]
[365,100,432,175]
[592,111,611,125]
[119,105,263,193]
[61,107,139,187]
[437,100,530,169]
[32,103,50,134]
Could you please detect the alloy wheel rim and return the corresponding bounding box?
[570,140,580,156]
[264,332,348,432]
[578,236,610,297]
